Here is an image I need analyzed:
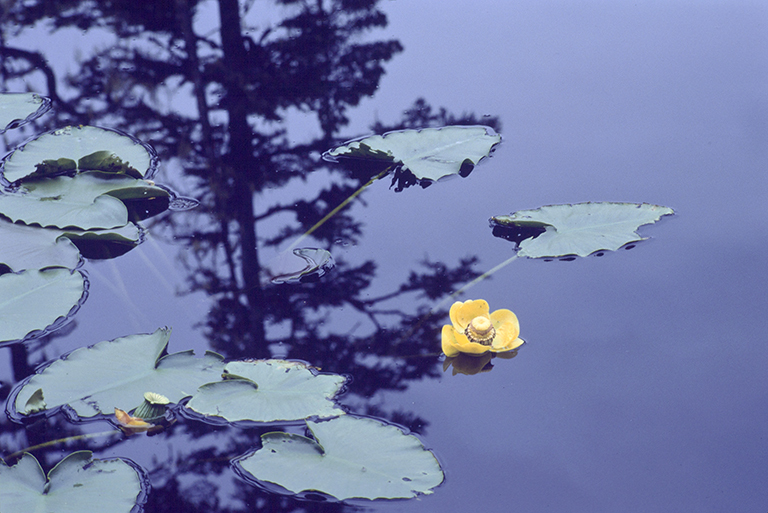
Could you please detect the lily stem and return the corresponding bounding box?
[281,167,392,256]
[2,430,122,463]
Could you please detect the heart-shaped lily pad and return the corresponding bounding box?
[235,415,444,500]
[185,360,346,423]
[0,92,52,134]
[2,125,155,183]
[0,451,146,513]
[0,171,169,230]
[490,202,674,258]
[0,268,86,346]
[324,125,500,183]
[12,327,225,419]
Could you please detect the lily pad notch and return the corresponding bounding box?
[234,415,444,501]
[490,202,675,259]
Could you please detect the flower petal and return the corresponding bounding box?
[449,299,490,331]
[491,336,525,352]
[441,325,462,357]
[491,309,520,348]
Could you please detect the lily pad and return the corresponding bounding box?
[0,218,143,271]
[490,202,674,258]
[0,218,82,271]
[0,268,86,345]
[0,451,146,513]
[2,125,155,183]
[235,415,444,501]
[59,223,143,260]
[0,171,170,230]
[185,360,346,423]
[323,125,500,183]
[0,92,52,134]
[268,248,335,284]
[12,327,226,419]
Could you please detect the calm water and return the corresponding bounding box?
[2,1,767,512]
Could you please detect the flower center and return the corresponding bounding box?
[465,316,496,345]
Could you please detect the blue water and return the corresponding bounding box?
[2,1,767,512]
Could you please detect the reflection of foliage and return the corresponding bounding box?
[0,1,495,511]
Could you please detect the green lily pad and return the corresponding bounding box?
[0,92,52,134]
[0,268,86,345]
[0,218,81,271]
[59,223,142,260]
[0,218,142,271]
[0,171,169,230]
[12,327,226,419]
[0,451,146,513]
[490,202,674,258]
[236,416,444,500]
[268,248,335,284]
[2,125,154,183]
[324,125,500,182]
[185,360,346,423]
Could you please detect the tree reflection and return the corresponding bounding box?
[1,1,499,510]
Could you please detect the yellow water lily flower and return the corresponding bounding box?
[441,299,524,357]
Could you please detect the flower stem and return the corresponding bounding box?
[433,253,519,311]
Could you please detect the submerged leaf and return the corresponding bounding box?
[2,125,155,183]
[186,360,346,423]
[0,268,86,345]
[236,416,444,500]
[0,92,52,135]
[0,451,146,513]
[324,125,500,183]
[490,202,674,258]
[268,248,335,284]
[12,327,225,419]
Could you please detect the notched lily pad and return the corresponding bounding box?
[235,415,444,501]
[59,223,143,260]
[0,92,52,134]
[2,125,156,183]
[490,202,674,258]
[323,126,500,188]
[0,218,142,270]
[11,327,226,420]
[0,268,87,346]
[268,248,335,284]
[185,360,347,424]
[0,451,147,513]
[0,171,170,230]
[0,217,82,271]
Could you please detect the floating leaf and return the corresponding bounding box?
[0,218,81,271]
[0,451,146,513]
[0,92,52,134]
[0,268,86,345]
[12,327,225,419]
[2,125,155,183]
[0,218,142,271]
[0,171,169,230]
[268,248,335,284]
[59,223,142,260]
[235,416,444,500]
[186,360,346,423]
[324,126,500,183]
[490,202,674,258]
